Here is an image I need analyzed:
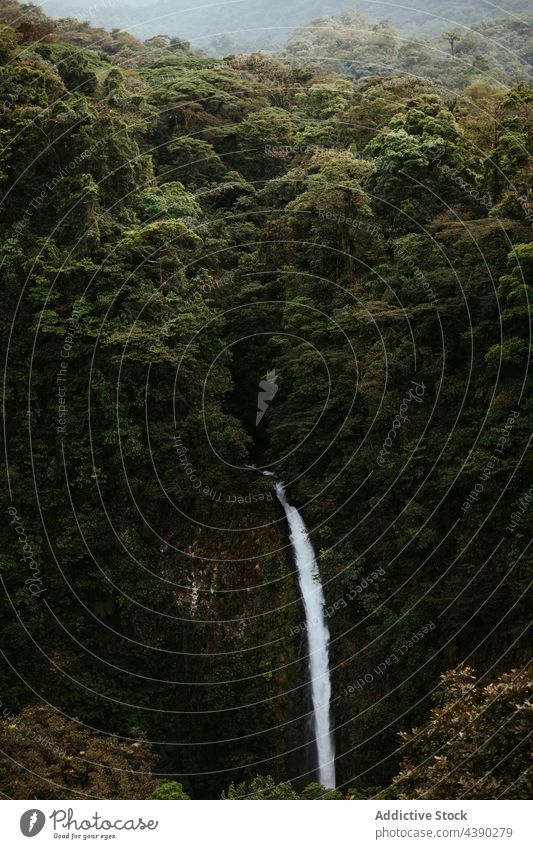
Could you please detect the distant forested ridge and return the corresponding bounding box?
[43,0,533,51]
[283,11,533,84]
[0,0,532,799]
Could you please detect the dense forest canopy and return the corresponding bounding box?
[0,0,531,800]
[283,11,533,84]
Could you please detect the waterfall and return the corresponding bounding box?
[267,474,336,789]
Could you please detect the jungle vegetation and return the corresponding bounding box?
[0,0,531,799]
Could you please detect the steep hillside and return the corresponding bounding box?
[1,0,531,800]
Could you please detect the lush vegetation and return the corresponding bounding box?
[393,666,533,800]
[283,11,533,84]
[0,0,531,799]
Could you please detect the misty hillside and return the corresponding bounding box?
[43,0,533,51]
[282,11,532,83]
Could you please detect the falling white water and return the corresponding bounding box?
[269,476,336,789]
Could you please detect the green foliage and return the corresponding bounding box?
[392,666,533,799]
[283,11,532,85]
[222,777,345,799]
[56,50,98,94]
[222,775,300,799]
[365,95,478,228]
[0,705,156,799]
[300,782,344,799]
[150,781,190,800]
[485,243,533,368]
[139,181,202,221]
[0,0,531,803]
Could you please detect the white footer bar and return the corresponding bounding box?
[3,799,531,848]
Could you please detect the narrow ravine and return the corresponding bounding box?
[262,472,336,788]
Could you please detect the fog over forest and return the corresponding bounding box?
[42,0,533,51]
